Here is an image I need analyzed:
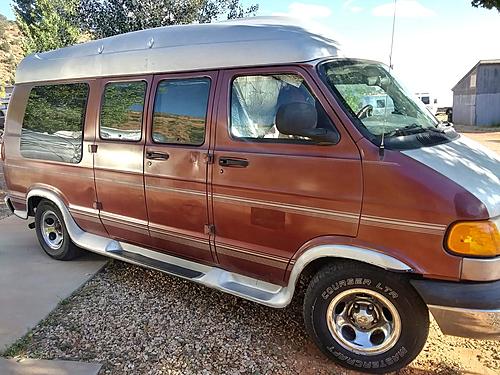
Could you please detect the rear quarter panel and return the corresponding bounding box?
[2,81,106,236]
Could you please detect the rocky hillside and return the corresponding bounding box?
[0,14,24,97]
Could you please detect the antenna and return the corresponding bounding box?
[380,0,397,158]
[388,0,397,70]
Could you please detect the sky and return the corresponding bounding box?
[2,0,500,106]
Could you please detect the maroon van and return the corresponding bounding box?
[1,18,499,373]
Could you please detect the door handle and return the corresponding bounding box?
[219,157,249,168]
[146,151,170,161]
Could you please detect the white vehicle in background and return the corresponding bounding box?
[415,92,438,115]
[361,94,395,116]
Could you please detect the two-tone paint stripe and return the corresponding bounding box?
[100,211,149,235]
[216,243,290,270]
[95,177,143,189]
[5,163,94,180]
[149,223,211,252]
[68,204,101,223]
[360,215,447,235]
[7,190,26,203]
[145,185,359,224]
[13,178,448,237]
[68,205,280,267]
[146,185,206,197]
[212,193,360,223]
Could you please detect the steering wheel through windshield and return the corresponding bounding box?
[357,104,373,119]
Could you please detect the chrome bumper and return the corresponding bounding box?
[430,305,500,340]
[462,256,500,281]
[411,278,500,340]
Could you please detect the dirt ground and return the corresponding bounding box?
[455,125,500,154]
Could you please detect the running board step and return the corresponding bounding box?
[104,242,287,307]
[218,280,276,302]
[70,230,289,307]
[120,250,204,279]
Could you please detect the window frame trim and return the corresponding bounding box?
[150,76,212,147]
[316,59,378,144]
[98,79,148,143]
[227,71,340,146]
[20,82,90,165]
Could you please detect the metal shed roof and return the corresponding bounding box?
[452,59,500,91]
[15,17,341,84]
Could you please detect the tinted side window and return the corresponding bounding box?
[21,83,88,163]
[231,74,336,142]
[100,81,147,141]
[152,78,210,145]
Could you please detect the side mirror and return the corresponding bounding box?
[276,102,339,145]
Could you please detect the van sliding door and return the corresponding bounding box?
[143,71,218,263]
[93,75,153,247]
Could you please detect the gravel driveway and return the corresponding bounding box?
[7,262,500,375]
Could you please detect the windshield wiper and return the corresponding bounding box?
[426,121,455,134]
[386,123,425,137]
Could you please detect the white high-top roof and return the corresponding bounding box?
[15,17,341,84]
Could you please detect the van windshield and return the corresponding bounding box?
[319,59,439,140]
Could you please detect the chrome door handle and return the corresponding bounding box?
[146,151,170,161]
[219,157,249,168]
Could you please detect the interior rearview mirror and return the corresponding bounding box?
[276,102,339,145]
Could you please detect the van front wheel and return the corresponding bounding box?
[35,200,82,260]
[303,261,429,373]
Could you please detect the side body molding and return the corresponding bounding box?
[19,188,414,308]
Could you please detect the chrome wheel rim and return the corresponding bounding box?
[326,288,401,356]
[40,210,64,250]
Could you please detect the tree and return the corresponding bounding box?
[77,0,258,39]
[0,14,9,44]
[13,0,82,53]
[0,14,11,97]
[471,0,500,11]
[0,13,23,93]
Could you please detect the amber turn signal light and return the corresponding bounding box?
[447,219,500,257]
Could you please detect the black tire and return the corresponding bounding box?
[303,261,429,374]
[35,200,82,260]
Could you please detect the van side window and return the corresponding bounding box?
[21,83,88,164]
[100,81,147,141]
[152,78,210,145]
[230,74,336,142]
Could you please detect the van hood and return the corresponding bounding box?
[402,135,500,218]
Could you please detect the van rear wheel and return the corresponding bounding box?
[35,200,82,260]
[303,261,429,373]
